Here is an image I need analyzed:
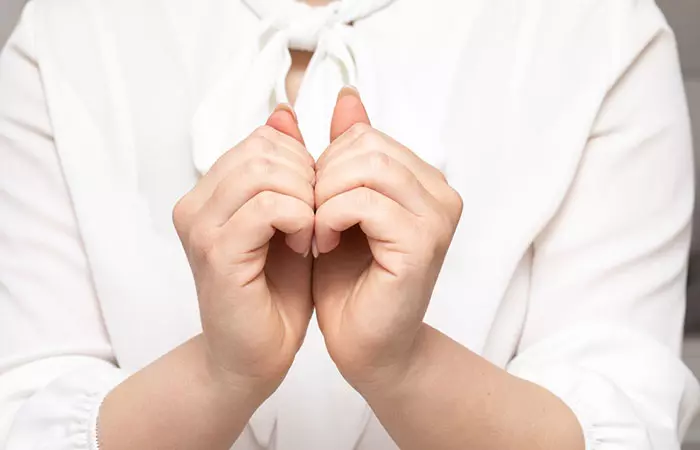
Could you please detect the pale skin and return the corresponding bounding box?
[98,3,585,448]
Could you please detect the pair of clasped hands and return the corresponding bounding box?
[173,88,463,400]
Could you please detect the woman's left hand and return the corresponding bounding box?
[312,90,463,391]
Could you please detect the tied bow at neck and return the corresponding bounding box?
[191,0,396,174]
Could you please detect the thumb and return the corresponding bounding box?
[266,103,305,144]
[330,86,371,142]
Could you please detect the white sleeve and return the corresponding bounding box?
[0,3,129,448]
[507,4,700,449]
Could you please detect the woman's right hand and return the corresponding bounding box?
[173,107,315,398]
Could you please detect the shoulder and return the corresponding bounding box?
[26,0,202,66]
[28,0,164,48]
[460,0,673,71]
[451,0,678,102]
[530,0,672,73]
[24,0,116,74]
[508,0,670,39]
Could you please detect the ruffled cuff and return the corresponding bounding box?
[507,324,700,450]
[4,358,128,450]
[509,363,652,449]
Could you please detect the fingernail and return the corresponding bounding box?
[273,103,299,124]
[338,85,361,101]
[303,249,310,258]
[311,237,319,259]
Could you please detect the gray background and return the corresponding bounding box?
[0,0,23,47]
[1,0,700,446]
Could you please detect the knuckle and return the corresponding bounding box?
[445,187,464,221]
[399,167,419,190]
[257,140,278,158]
[172,195,195,234]
[347,122,371,139]
[251,125,273,139]
[246,134,274,153]
[357,187,376,208]
[246,156,275,177]
[431,165,448,183]
[357,129,384,149]
[253,191,277,213]
[367,150,392,172]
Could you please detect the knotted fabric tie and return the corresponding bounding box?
[192,0,396,173]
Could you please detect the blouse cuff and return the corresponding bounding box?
[4,357,128,450]
[509,363,649,450]
[506,324,700,450]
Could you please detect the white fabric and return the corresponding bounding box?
[0,0,698,449]
[192,0,395,173]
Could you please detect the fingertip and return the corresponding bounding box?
[268,103,298,124]
[311,236,319,259]
[330,86,371,142]
[267,104,305,144]
[279,103,300,123]
[285,232,311,257]
[290,207,316,256]
[337,85,361,103]
[314,230,341,256]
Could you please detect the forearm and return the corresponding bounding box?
[98,335,269,450]
[358,325,585,450]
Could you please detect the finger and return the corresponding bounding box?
[187,134,314,210]
[237,137,315,182]
[205,118,312,189]
[329,86,371,142]
[221,191,315,256]
[316,121,370,171]
[267,103,306,145]
[319,129,447,199]
[198,159,315,227]
[314,187,413,255]
[315,151,436,216]
[318,140,463,230]
[318,86,372,170]
[255,123,314,168]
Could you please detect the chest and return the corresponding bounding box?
[38,0,605,364]
[35,0,611,446]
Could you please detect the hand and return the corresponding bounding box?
[173,106,315,397]
[312,89,464,391]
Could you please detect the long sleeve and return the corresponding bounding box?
[507,4,700,449]
[0,4,128,448]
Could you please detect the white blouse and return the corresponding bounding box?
[0,0,698,449]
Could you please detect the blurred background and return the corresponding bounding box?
[1,0,699,446]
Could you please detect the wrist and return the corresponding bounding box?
[350,324,431,402]
[195,336,279,411]
[99,334,271,449]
